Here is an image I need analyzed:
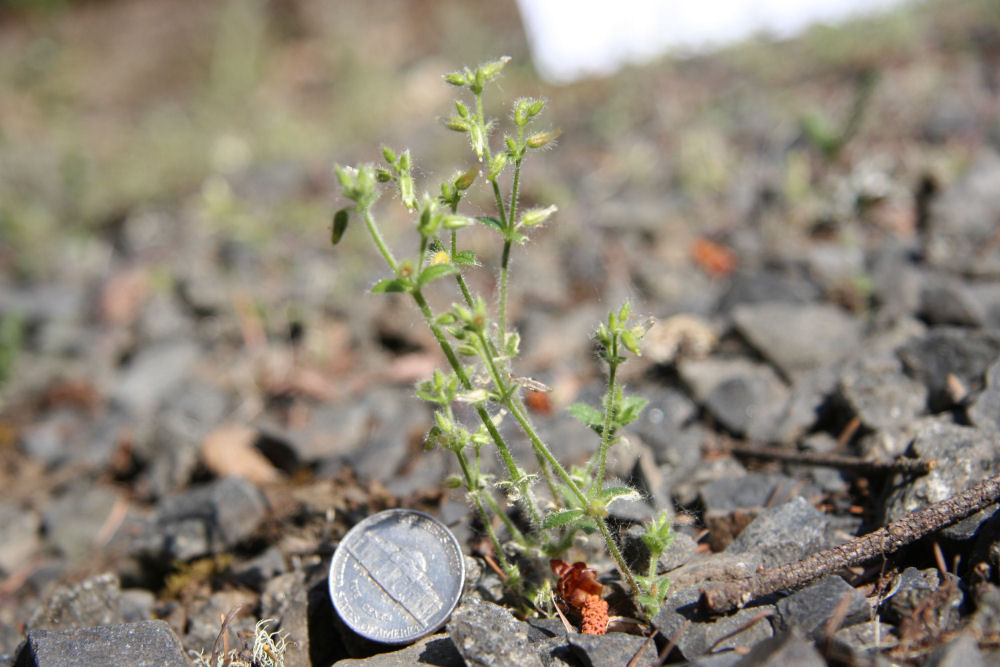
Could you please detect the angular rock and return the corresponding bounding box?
[773,575,869,639]
[447,598,544,667]
[726,497,831,569]
[883,419,1000,540]
[260,570,311,667]
[732,302,862,380]
[14,620,188,667]
[27,572,122,632]
[702,473,822,551]
[884,567,963,631]
[667,552,763,591]
[715,269,821,315]
[838,354,927,431]
[568,632,658,667]
[111,341,199,416]
[919,273,986,326]
[829,621,898,661]
[40,484,120,561]
[677,358,789,441]
[333,634,464,666]
[131,476,268,562]
[926,149,1000,274]
[969,359,1000,431]
[653,587,773,660]
[733,631,827,666]
[924,632,987,667]
[898,328,1000,411]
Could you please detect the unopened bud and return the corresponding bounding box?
[527,129,561,148]
[521,205,557,227]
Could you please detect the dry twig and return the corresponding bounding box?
[700,472,1000,614]
[727,441,935,476]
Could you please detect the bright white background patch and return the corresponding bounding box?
[516,0,913,84]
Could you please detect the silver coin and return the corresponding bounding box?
[328,509,466,644]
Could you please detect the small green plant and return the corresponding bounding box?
[331,57,673,618]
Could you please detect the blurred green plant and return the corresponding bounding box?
[0,313,25,389]
[331,57,673,618]
[801,67,879,160]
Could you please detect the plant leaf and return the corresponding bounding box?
[331,208,350,245]
[542,508,586,529]
[598,485,641,506]
[567,402,603,430]
[453,250,478,266]
[476,216,504,233]
[417,264,458,288]
[371,279,407,293]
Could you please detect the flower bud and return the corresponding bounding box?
[382,146,397,164]
[443,71,468,87]
[527,129,561,149]
[520,205,557,227]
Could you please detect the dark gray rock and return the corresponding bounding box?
[27,572,122,632]
[773,575,869,639]
[447,598,544,667]
[333,634,465,666]
[568,632,658,667]
[969,359,1000,431]
[726,497,831,569]
[897,327,1000,411]
[131,476,268,562]
[715,269,821,315]
[883,419,1000,540]
[731,302,862,380]
[111,341,199,416]
[732,631,827,666]
[182,590,257,658]
[838,354,927,431]
[141,379,230,496]
[828,621,898,661]
[260,570,310,667]
[919,273,986,326]
[652,587,773,660]
[677,358,789,441]
[926,149,1000,275]
[884,567,963,631]
[633,384,698,456]
[345,387,430,483]
[13,620,188,667]
[702,473,822,551]
[773,366,839,444]
[40,483,120,561]
[924,632,987,667]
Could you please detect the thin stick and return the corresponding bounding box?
[656,619,690,666]
[727,441,935,476]
[705,608,773,654]
[700,471,1000,615]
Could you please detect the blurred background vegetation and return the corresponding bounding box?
[0,0,997,285]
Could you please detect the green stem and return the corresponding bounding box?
[597,518,639,594]
[497,240,512,353]
[589,360,619,502]
[451,230,475,307]
[361,207,399,274]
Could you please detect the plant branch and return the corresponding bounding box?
[699,471,1000,615]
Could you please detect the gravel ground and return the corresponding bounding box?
[2,1,1000,665]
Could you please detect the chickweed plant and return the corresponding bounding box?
[332,57,673,619]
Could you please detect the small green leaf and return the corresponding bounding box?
[598,485,641,506]
[453,250,478,266]
[371,279,407,293]
[567,402,604,431]
[476,216,505,233]
[417,264,458,288]
[542,508,586,529]
[331,208,350,245]
[616,396,648,426]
